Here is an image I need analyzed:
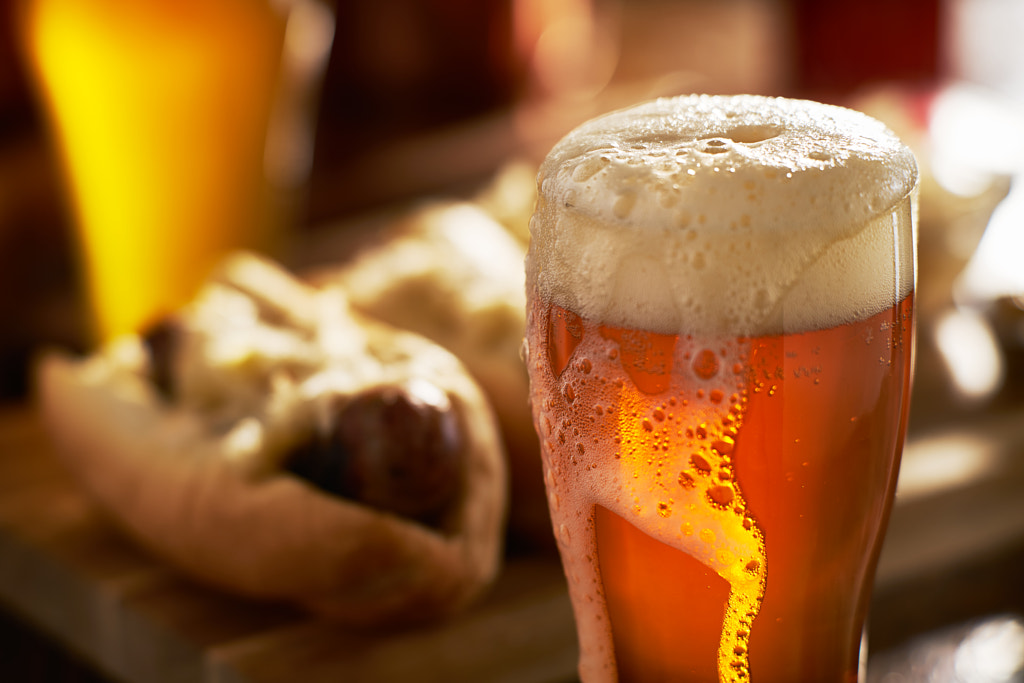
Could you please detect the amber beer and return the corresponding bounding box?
[525,95,917,682]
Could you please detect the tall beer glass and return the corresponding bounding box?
[525,95,917,682]
[18,0,332,342]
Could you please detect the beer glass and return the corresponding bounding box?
[18,0,333,342]
[524,95,917,682]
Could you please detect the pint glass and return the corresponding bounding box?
[524,95,917,682]
[19,0,332,342]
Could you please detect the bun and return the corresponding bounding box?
[312,201,551,549]
[36,253,507,625]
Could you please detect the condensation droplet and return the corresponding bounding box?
[690,453,711,473]
[713,437,735,454]
[708,484,735,508]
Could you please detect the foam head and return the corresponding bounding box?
[528,94,918,336]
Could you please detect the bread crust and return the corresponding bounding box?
[311,202,551,549]
[36,255,507,625]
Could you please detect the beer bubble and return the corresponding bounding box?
[578,358,593,373]
[642,418,653,432]
[613,192,636,219]
[712,437,735,454]
[690,453,711,473]
[708,484,735,507]
[657,501,672,517]
[678,471,696,488]
[652,407,665,421]
[559,524,571,546]
[710,389,725,403]
[562,383,576,403]
[745,560,760,574]
[682,521,694,536]
[571,154,610,182]
[701,138,730,155]
[549,491,560,511]
[699,528,716,544]
[694,349,719,379]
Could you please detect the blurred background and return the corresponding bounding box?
[1,0,1023,411]
[0,0,1023,680]
[2,0,1023,407]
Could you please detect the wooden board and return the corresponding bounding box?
[3,401,1024,682]
[0,406,579,683]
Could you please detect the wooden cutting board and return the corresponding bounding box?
[0,406,580,683]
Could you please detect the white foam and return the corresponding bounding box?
[528,94,918,335]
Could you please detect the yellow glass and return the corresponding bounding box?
[20,0,309,340]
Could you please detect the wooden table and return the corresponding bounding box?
[2,401,1023,682]
[0,406,579,683]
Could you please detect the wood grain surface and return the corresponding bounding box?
[0,406,579,683]
[3,401,1023,682]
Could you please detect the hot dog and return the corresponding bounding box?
[36,252,507,625]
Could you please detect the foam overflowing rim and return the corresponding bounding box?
[528,94,919,337]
